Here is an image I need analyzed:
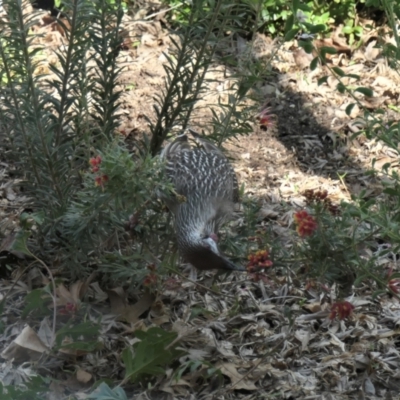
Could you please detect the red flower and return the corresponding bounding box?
[95,174,109,188]
[59,302,78,315]
[389,279,400,293]
[386,266,400,294]
[89,155,108,188]
[89,155,102,168]
[329,301,354,320]
[163,277,182,290]
[143,273,158,287]
[147,264,156,272]
[258,107,276,129]
[302,189,340,215]
[247,249,273,272]
[246,250,273,283]
[305,280,316,291]
[293,210,317,237]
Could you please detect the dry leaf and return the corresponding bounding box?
[218,362,257,391]
[107,288,155,323]
[37,317,54,348]
[76,369,92,384]
[1,325,48,362]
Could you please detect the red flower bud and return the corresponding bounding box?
[329,301,354,320]
[294,210,317,237]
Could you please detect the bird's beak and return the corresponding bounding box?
[222,256,246,272]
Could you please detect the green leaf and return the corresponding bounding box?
[307,24,327,34]
[22,289,50,318]
[0,376,48,400]
[383,188,398,196]
[20,211,45,229]
[345,103,355,116]
[297,3,312,12]
[386,271,400,279]
[394,4,400,19]
[320,46,337,55]
[55,321,100,348]
[336,82,346,93]
[284,28,298,42]
[381,162,392,171]
[332,67,345,77]
[310,57,319,70]
[284,14,294,34]
[88,382,128,400]
[342,26,353,34]
[123,327,186,383]
[268,24,276,34]
[353,26,363,35]
[353,273,368,287]
[60,341,100,352]
[292,0,300,13]
[10,230,32,256]
[318,76,328,85]
[298,40,314,54]
[346,74,360,80]
[371,289,388,300]
[355,87,373,97]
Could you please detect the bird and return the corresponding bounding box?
[160,130,245,274]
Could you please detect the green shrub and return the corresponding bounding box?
[163,0,366,39]
[0,0,172,282]
[0,0,268,285]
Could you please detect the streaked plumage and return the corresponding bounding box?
[161,130,244,272]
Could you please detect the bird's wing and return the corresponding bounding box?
[161,133,239,222]
[166,149,236,200]
[188,130,239,202]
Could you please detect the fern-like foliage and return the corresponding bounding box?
[148,0,264,155]
[0,0,157,279]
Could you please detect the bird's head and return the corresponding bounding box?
[181,233,245,272]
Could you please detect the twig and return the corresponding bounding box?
[144,4,181,20]
[337,172,351,198]
[164,264,243,301]
[30,254,58,349]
